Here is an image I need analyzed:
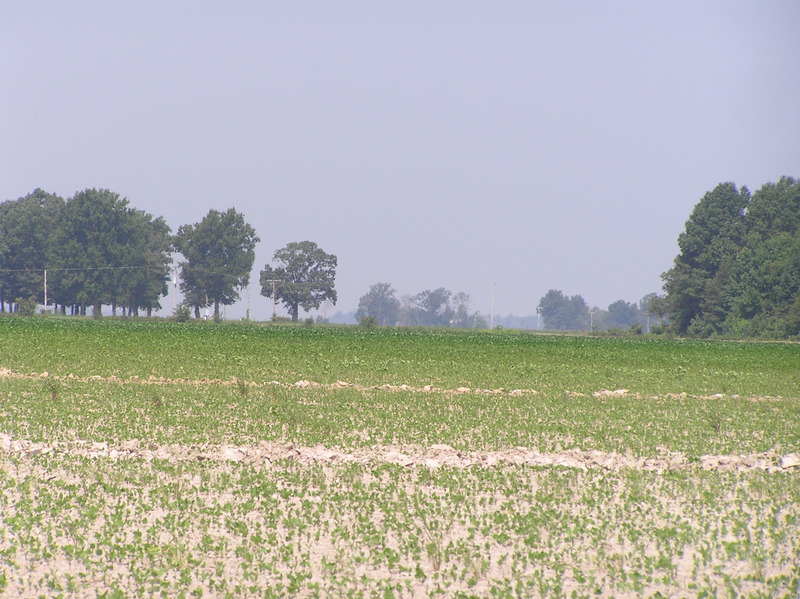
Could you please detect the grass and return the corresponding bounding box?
[1,316,799,597]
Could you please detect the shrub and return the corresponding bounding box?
[173,304,192,323]
[16,297,38,317]
[359,316,378,329]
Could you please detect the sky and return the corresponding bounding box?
[3,1,799,321]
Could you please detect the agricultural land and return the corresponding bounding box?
[0,317,799,597]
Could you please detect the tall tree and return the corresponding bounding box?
[450,292,473,328]
[117,210,173,316]
[174,208,259,319]
[49,188,171,316]
[661,182,749,335]
[538,289,589,330]
[413,288,453,327]
[605,300,640,329]
[259,241,337,321]
[0,189,64,311]
[745,176,800,240]
[355,282,400,325]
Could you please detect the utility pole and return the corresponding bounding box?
[172,265,178,312]
[489,283,495,329]
[262,279,281,320]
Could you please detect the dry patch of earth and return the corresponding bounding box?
[2,432,798,473]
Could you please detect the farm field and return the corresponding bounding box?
[1,317,799,597]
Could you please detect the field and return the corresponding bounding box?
[1,317,799,597]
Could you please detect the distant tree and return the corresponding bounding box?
[0,189,64,311]
[538,289,589,330]
[638,293,665,332]
[661,182,749,335]
[259,241,337,322]
[117,211,173,316]
[413,287,453,327]
[48,188,171,316]
[605,300,639,330]
[355,282,400,326]
[174,208,259,319]
[450,292,473,328]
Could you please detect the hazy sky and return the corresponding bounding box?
[3,1,799,320]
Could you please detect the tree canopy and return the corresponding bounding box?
[662,176,800,338]
[174,208,259,319]
[0,189,64,310]
[355,282,400,326]
[259,241,337,322]
[538,289,589,330]
[0,188,172,316]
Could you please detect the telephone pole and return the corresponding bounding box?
[262,279,281,320]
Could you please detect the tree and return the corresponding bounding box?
[538,289,589,330]
[355,282,400,326]
[605,300,639,330]
[48,188,171,316]
[745,176,800,240]
[0,189,64,311]
[450,292,473,328]
[413,288,453,327]
[117,210,173,316]
[259,241,337,321]
[174,208,259,319]
[661,182,749,335]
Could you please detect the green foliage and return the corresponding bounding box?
[15,297,38,317]
[538,289,589,330]
[259,241,337,322]
[47,189,173,317]
[172,303,192,323]
[0,189,64,310]
[355,282,400,326]
[359,315,378,329]
[175,208,259,320]
[663,177,800,338]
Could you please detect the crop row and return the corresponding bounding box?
[1,318,799,397]
[1,377,798,457]
[1,453,798,598]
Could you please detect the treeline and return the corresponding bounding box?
[355,284,483,328]
[0,188,337,321]
[661,176,800,339]
[537,290,661,333]
[0,189,173,316]
[353,282,660,332]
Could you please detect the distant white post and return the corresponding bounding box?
[43,270,47,311]
[172,265,178,311]
[263,279,281,320]
[489,283,495,329]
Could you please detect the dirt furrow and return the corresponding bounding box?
[2,432,798,473]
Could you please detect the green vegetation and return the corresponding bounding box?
[1,318,799,597]
[663,176,800,339]
[1,318,798,395]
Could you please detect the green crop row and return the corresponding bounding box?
[2,317,799,396]
[1,377,798,457]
